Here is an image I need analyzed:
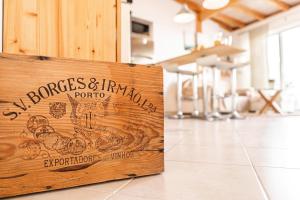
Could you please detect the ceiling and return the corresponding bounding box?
[175,0,300,32]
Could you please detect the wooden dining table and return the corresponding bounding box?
[159,44,245,68]
[159,45,245,120]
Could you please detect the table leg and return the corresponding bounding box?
[229,68,245,119]
[168,72,191,119]
[210,67,223,120]
[192,73,200,117]
[197,67,213,121]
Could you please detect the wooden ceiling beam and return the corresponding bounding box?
[196,12,202,32]
[210,17,233,32]
[202,0,240,19]
[233,4,266,20]
[214,13,245,28]
[267,0,290,11]
[175,0,201,13]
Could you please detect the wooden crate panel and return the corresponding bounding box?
[0,54,164,198]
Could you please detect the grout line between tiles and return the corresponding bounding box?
[165,159,251,167]
[104,178,134,200]
[235,128,271,200]
[252,165,300,170]
[165,138,185,153]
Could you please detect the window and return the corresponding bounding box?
[267,34,281,89]
[267,26,300,110]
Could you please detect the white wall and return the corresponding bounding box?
[232,33,251,89]
[269,10,300,34]
[131,0,222,112]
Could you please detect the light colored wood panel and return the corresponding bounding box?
[38,0,59,57]
[196,12,202,33]
[159,45,244,66]
[233,4,266,20]
[116,0,121,62]
[59,0,117,62]
[214,13,245,28]
[267,0,290,11]
[3,0,39,55]
[211,18,233,32]
[0,54,163,198]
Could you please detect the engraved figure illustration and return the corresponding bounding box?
[27,115,49,133]
[67,93,158,153]
[15,93,158,164]
[68,94,105,129]
[18,140,41,160]
[49,102,66,119]
[67,94,117,147]
[23,115,87,158]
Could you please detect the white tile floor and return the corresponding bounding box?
[7,116,300,200]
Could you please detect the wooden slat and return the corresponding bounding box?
[3,0,39,55]
[38,0,59,57]
[0,53,163,198]
[116,0,121,62]
[196,12,202,32]
[4,0,119,61]
[59,0,117,62]
[159,45,244,66]
[214,13,245,28]
[233,4,266,20]
[267,0,290,11]
[211,18,233,32]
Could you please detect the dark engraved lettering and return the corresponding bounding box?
[133,93,141,103]
[101,79,106,90]
[38,86,50,99]
[77,77,86,89]
[3,77,157,123]
[75,92,80,98]
[141,99,148,108]
[116,84,127,96]
[44,160,49,168]
[57,80,68,92]
[107,80,116,93]
[2,111,18,120]
[88,78,99,91]
[27,91,41,104]
[126,88,135,100]
[47,82,60,96]
[13,98,27,111]
[67,78,77,91]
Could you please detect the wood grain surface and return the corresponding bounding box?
[3,0,119,62]
[0,54,164,198]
